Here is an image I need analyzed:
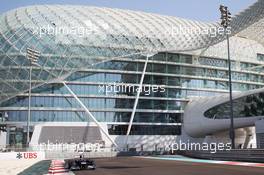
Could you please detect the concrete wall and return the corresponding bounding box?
[12,121,259,151]
[112,135,179,151]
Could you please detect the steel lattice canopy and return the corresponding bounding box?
[0,0,264,103]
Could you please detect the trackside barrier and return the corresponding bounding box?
[178,149,264,163]
[0,151,45,160]
[117,151,171,156]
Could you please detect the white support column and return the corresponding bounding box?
[62,81,119,149]
[126,54,151,136]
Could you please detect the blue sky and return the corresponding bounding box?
[1,0,256,22]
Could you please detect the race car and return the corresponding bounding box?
[65,155,96,171]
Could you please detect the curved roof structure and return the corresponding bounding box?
[0,0,264,103]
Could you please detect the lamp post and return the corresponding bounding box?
[26,48,40,146]
[219,5,235,149]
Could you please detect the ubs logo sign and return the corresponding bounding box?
[16,152,22,159]
[16,152,38,159]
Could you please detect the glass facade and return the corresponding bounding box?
[204,92,264,119]
[1,52,264,135]
[108,125,181,135]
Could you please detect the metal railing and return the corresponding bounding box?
[0,144,29,152]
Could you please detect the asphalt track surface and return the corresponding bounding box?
[74,157,264,175]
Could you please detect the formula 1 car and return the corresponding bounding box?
[65,155,96,171]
